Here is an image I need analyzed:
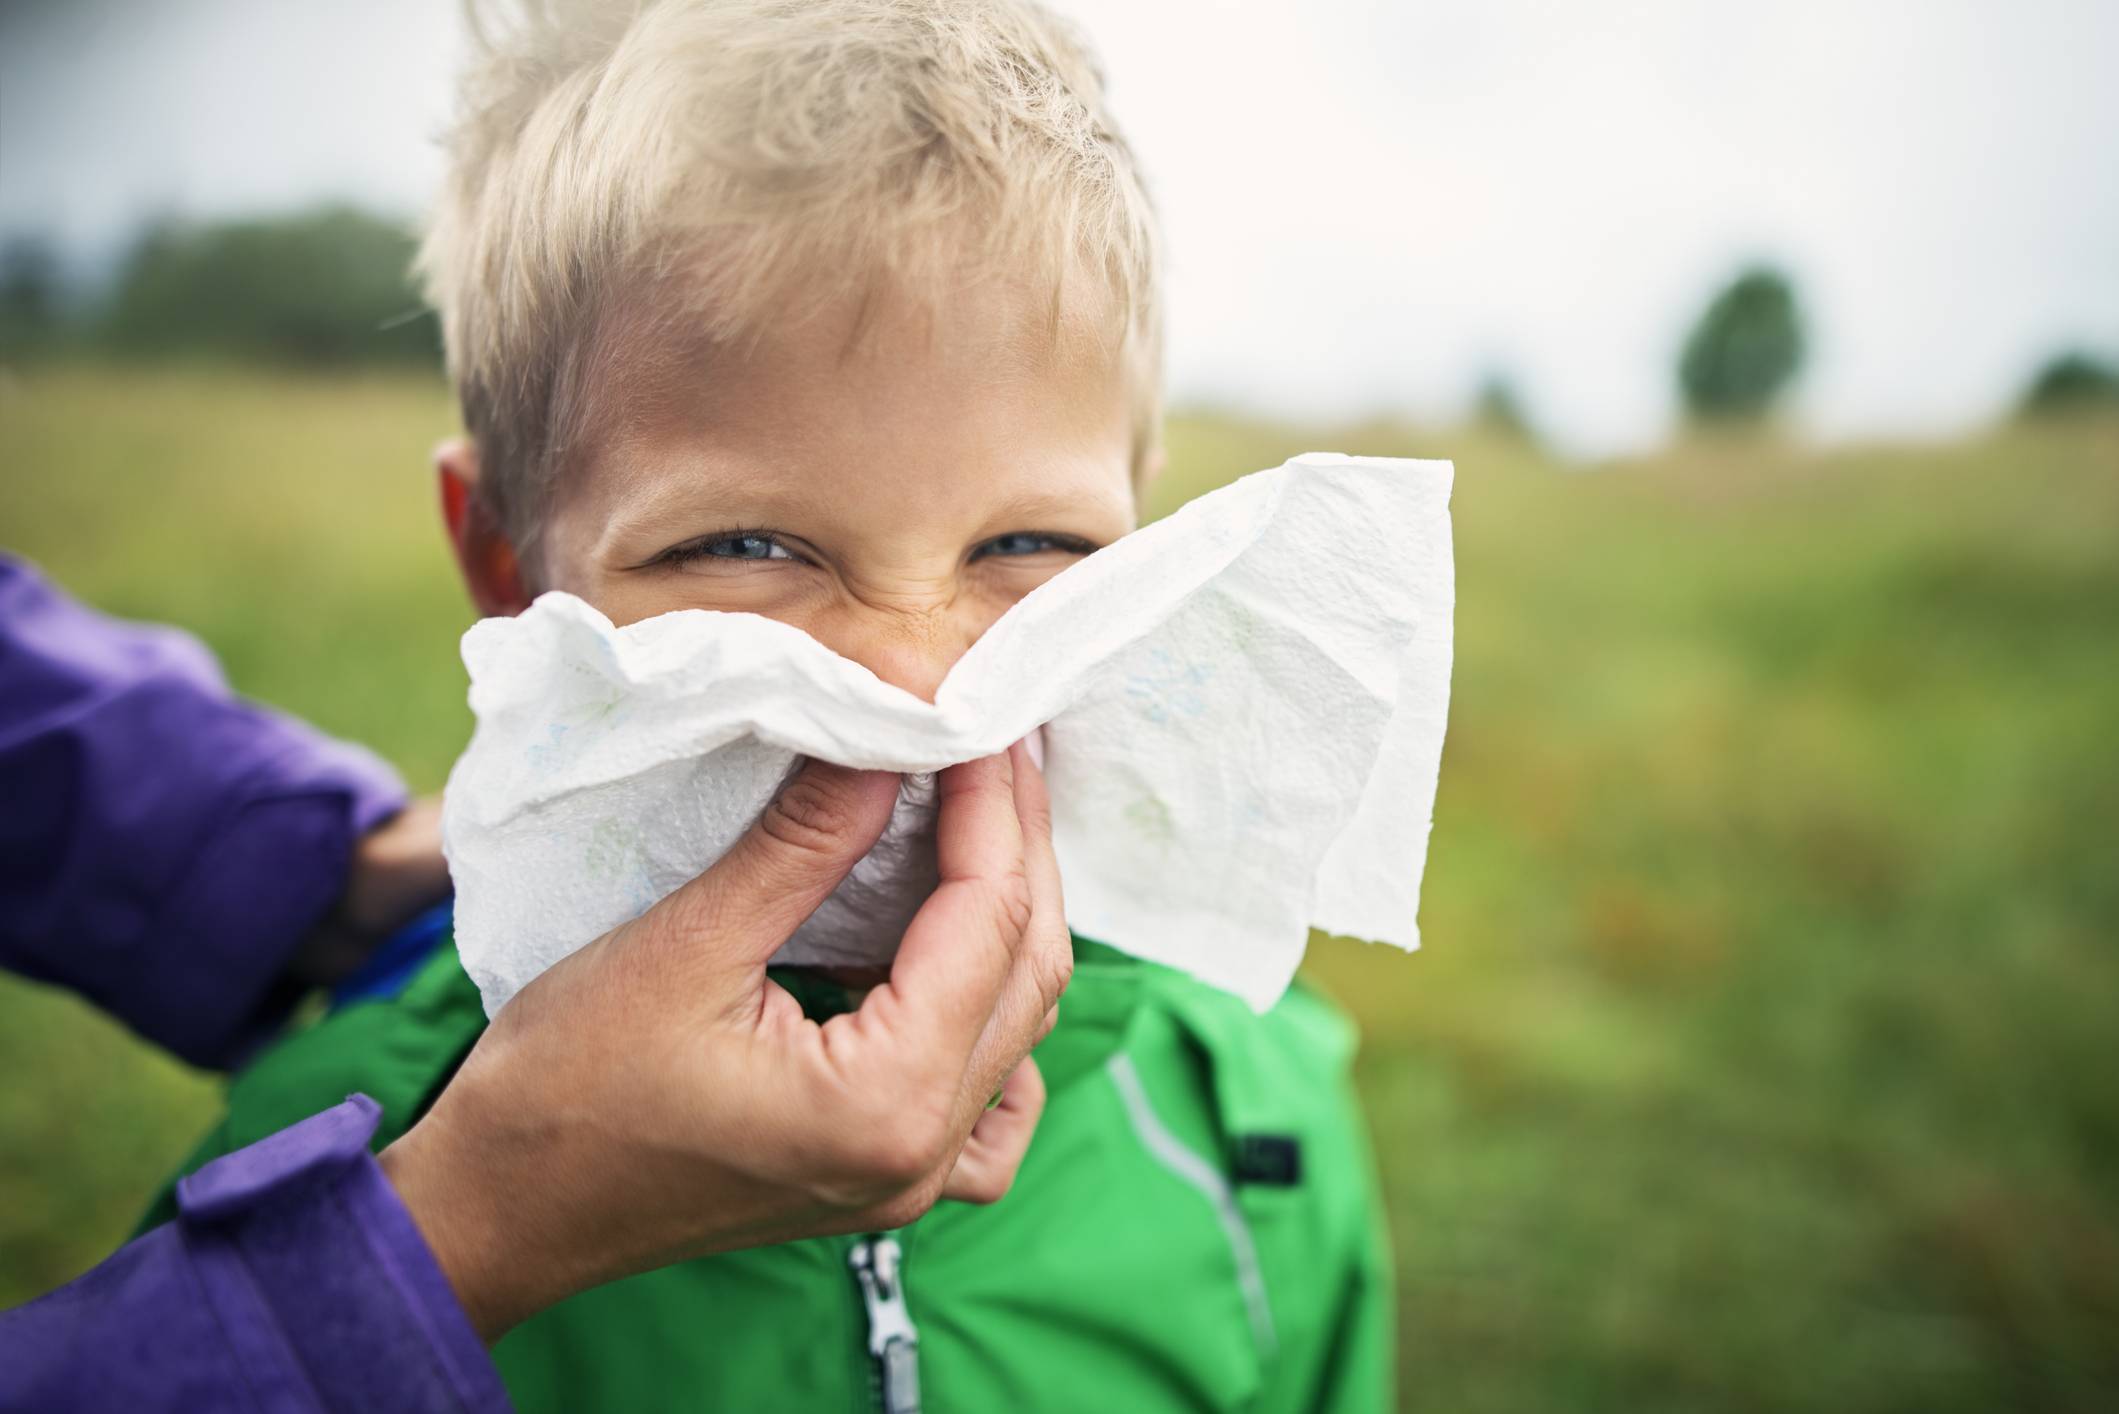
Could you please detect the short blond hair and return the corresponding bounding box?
[420,0,1162,558]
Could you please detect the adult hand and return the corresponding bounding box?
[377,738,1071,1341]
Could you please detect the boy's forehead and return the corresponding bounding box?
[552,266,1135,539]
[623,259,1124,402]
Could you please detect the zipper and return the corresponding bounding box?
[850,1234,920,1414]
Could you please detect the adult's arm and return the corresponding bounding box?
[4,748,1070,1403]
[1,1096,508,1414]
[0,556,411,1067]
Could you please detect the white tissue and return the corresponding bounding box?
[442,453,1454,1015]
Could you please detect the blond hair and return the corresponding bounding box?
[420,0,1162,558]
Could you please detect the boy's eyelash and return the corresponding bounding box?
[971,531,1102,560]
[651,528,795,567]
[648,529,1103,568]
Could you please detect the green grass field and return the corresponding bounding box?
[3,365,2115,1411]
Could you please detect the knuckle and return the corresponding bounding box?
[952,1173,1005,1206]
[966,1166,1017,1205]
[656,877,728,943]
[988,869,1035,941]
[760,773,860,859]
[1035,939,1074,1005]
[874,1187,940,1230]
[937,754,1001,803]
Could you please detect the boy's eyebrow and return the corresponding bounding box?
[583,463,824,560]
[599,452,832,518]
[978,488,1119,527]
[605,466,1120,530]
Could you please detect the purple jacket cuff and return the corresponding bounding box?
[0,557,408,1067]
[0,1096,512,1413]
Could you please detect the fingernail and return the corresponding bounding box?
[1021,726,1046,771]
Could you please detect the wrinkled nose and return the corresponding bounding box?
[830,607,987,704]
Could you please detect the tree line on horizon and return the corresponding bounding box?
[3,206,2114,430]
[0,207,438,370]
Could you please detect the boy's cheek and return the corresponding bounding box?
[572,569,820,631]
[558,559,1067,642]
[533,537,1101,701]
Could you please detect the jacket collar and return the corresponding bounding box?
[768,935,1147,1097]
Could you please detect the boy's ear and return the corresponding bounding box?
[436,439,531,617]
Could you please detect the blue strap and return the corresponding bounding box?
[330,899,455,1008]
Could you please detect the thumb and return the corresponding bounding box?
[641,758,900,975]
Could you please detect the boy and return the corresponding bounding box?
[156,1,1393,1407]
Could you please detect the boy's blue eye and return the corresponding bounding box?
[664,532,794,564]
[974,532,1097,560]
[705,534,790,560]
[652,529,1097,571]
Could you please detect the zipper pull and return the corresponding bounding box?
[850,1234,921,1414]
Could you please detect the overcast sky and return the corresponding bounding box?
[3,0,2114,455]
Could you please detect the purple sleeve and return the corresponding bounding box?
[0,556,407,1068]
[0,1096,511,1414]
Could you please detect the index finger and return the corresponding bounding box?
[958,735,1070,1100]
[850,750,1030,1074]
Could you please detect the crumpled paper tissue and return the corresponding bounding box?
[443,453,1454,1016]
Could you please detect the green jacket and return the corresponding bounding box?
[153,932,1393,1412]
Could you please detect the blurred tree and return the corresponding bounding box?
[0,234,65,357]
[1473,371,1537,442]
[2017,350,2119,417]
[1677,265,1805,422]
[100,206,439,367]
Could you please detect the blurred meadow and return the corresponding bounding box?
[5,1,2119,1404]
[3,361,2115,1410]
